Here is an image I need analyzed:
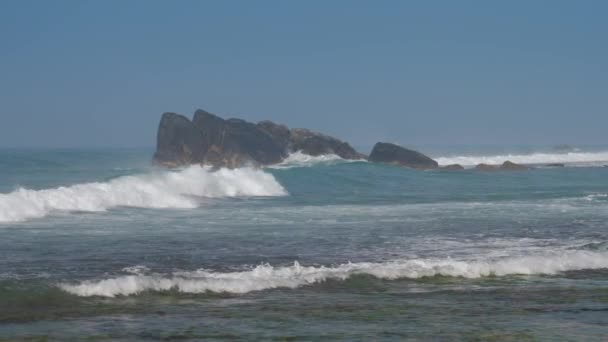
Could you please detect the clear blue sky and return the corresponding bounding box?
[1,0,606,148]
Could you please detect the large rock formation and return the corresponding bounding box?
[153,113,206,168]
[191,110,286,167]
[290,128,364,159]
[154,109,363,168]
[368,142,438,169]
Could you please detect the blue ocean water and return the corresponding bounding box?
[1,147,608,341]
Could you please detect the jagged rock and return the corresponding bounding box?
[153,109,365,168]
[153,112,206,167]
[257,120,291,152]
[290,128,363,159]
[500,160,529,170]
[192,109,226,149]
[440,164,465,170]
[368,142,438,169]
[191,110,285,168]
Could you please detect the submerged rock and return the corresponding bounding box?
[368,142,438,169]
[440,164,465,171]
[475,161,530,171]
[500,161,529,170]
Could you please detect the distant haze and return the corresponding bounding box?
[0,0,606,148]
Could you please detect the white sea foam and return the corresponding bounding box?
[269,151,366,169]
[60,250,608,297]
[435,151,608,167]
[0,166,286,223]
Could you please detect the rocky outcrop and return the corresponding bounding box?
[475,161,529,171]
[257,120,291,151]
[368,142,438,169]
[290,128,363,159]
[189,110,286,168]
[500,160,529,170]
[153,113,206,168]
[440,164,465,170]
[154,109,364,168]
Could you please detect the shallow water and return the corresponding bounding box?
[1,147,608,340]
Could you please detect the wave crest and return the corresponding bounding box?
[60,250,608,297]
[435,151,608,166]
[269,151,366,169]
[0,166,286,223]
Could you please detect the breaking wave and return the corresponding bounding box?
[0,166,286,223]
[269,151,366,169]
[435,151,608,167]
[61,250,608,297]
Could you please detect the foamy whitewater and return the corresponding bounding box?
[2,147,608,340]
[269,150,366,169]
[61,249,608,297]
[435,150,608,166]
[0,166,286,223]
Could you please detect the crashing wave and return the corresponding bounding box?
[435,151,608,167]
[60,249,608,297]
[268,151,366,169]
[0,166,286,223]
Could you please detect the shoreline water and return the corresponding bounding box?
[1,147,607,340]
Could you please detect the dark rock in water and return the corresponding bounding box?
[440,164,465,171]
[192,109,227,150]
[257,120,291,152]
[368,142,438,169]
[546,163,565,168]
[290,128,363,159]
[192,110,285,168]
[475,163,499,171]
[475,161,529,171]
[500,160,529,170]
[153,112,206,168]
[153,109,365,168]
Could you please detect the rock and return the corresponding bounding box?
[257,120,291,152]
[290,128,363,159]
[440,164,465,170]
[500,160,529,170]
[475,163,499,171]
[475,161,529,171]
[154,109,365,168]
[546,163,565,167]
[192,109,227,149]
[153,112,206,167]
[192,110,285,168]
[368,142,438,169]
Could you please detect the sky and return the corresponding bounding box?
[0,0,606,149]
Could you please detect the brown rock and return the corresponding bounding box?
[440,164,465,170]
[500,160,529,170]
[368,142,438,169]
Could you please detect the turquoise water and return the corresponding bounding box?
[1,148,608,341]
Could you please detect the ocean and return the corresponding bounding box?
[1,147,608,341]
